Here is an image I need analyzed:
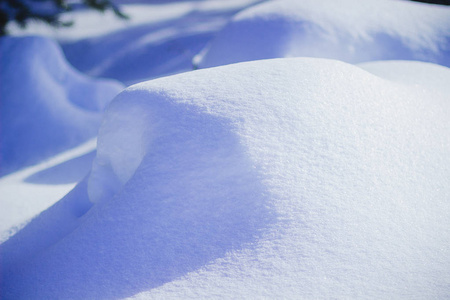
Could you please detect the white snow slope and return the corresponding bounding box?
[0,36,123,175]
[196,0,450,68]
[2,57,449,299]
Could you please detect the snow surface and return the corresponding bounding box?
[61,0,262,84]
[0,139,96,243]
[7,1,263,42]
[2,58,449,299]
[2,0,450,299]
[0,36,123,175]
[359,59,450,94]
[8,0,264,85]
[195,0,450,68]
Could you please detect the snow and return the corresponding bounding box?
[8,0,263,85]
[2,58,450,299]
[359,60,450,94]
[7,1,263,42]
[195,0,450,68]
[0,36,123,175]
[0,139,96,243]
[1,0,450,299]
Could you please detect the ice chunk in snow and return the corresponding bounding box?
[195,0,450,68]
[1,58,450,299]
[0,36,123,175]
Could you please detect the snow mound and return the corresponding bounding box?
[195,0,450,68]
[2,58,450,299]
[0,36,123,175]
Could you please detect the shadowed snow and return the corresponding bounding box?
[0,36,123,176]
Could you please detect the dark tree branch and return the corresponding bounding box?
[0,0,128,36]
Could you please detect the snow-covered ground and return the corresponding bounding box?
[1,0,450,299]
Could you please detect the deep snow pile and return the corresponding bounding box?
[2,58,449,299]
[195,0,450,68]
[0,36,123,175]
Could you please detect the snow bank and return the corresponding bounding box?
[0,36,123,175]
[2,58,450,299]
[195,0,450,68]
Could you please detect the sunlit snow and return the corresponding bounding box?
[1,0,449,299]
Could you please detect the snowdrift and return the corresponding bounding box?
[2,58,449,299]
[0,36,123,175]
[195,0,450,68]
